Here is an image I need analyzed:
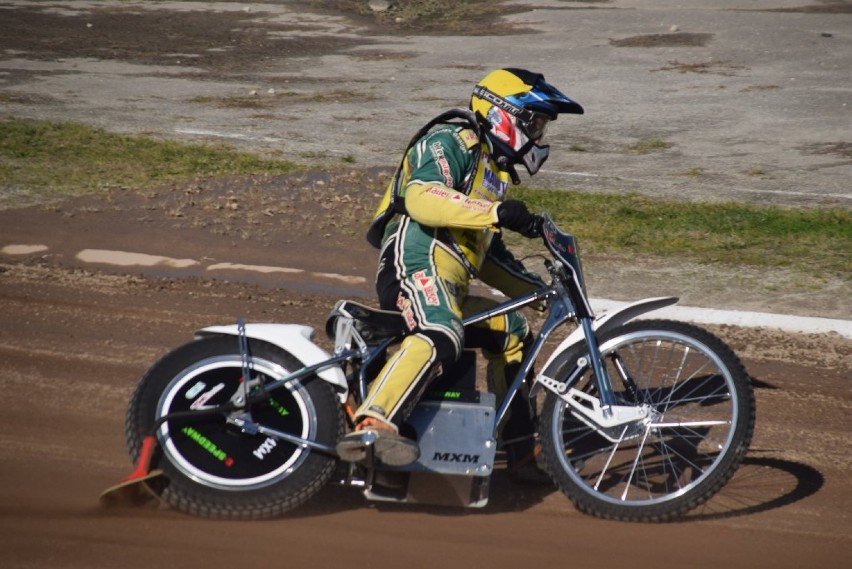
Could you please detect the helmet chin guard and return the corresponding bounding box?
[521,143,550,176]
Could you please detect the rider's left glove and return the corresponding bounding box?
[496,200,543,239]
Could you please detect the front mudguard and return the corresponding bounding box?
[538,296,679,375]
[197,323,348,403]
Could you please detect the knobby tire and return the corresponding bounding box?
[125,336,344,520]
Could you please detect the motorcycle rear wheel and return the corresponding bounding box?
[125,335,344,519]
[539,320,755,522]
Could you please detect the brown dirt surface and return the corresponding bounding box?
[1,1,851,568]
[1,247,850,569]
[1,169,850,569]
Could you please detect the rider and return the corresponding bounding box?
[336,68,584,472]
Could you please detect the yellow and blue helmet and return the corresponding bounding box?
[470,68,583,176]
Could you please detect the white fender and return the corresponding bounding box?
[197,323,348,402]
[540,296,679,373]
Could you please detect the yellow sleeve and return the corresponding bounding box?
[404,182,500,229]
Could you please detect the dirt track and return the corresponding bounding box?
[1,1,851,567]
[0,180,849,568]
[1,253,850,569]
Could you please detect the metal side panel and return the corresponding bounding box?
[404,394,497,477]
[364,394,498,507]
[364,471,491,508]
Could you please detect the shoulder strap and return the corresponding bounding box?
[403,108,481,150]
[391,108,483,209]
[366,109,482,248]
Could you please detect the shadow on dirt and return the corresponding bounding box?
[288,456,823,521]
[683,456,825,522]
[96,451,823,523]
[290,469,556,519]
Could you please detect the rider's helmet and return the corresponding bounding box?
[470,68,583,176]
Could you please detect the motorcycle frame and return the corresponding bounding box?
[192,222,679,457]
[210,257,622,451]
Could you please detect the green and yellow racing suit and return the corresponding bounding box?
[360,119,543,440]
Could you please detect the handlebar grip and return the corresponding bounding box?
[528,214,544,239]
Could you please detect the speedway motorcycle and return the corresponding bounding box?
[105,214,755,522]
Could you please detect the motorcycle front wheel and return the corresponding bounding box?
[125,335,344,519]
[539,320,755,522]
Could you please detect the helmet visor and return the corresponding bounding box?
[524,113,550,142]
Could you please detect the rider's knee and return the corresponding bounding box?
[506,310,531,343]
[421,326,464,371]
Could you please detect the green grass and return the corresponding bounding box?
[1,118,848,278]
[0,118,298,205]
[512,187,851,277]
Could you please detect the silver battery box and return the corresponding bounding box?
[364,393,497,508]
[402,392,497,476]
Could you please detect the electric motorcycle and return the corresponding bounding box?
[112,214,755,522]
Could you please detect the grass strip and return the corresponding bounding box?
[512,186,851,277]
[1,118,848,277]
[0,119,298,204]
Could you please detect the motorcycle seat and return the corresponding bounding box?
[326,300,407,342]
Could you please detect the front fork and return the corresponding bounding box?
[514,300,628,437]
[534,313,652,437]
[579,317,618,415]
[494,293,618,427]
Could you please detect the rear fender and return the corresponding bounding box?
[197,323,348,403]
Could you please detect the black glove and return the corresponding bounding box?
[497,200,543,238]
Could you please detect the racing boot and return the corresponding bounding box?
[336,417,420,467]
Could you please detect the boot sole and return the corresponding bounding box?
[373,436,420,466]
[335,430,420,466]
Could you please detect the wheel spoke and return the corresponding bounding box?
[653,436,712,479]
[540,321,754,521]
[621,425,652,501]
[593,425,629,491]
